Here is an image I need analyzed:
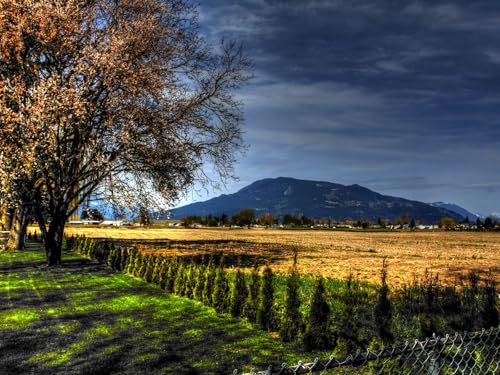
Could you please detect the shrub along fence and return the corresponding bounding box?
[65,235,499,364]
[234,327,499,374]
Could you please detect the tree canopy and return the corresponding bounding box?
[0,0,250,264]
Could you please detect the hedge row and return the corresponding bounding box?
[67,235,499,353]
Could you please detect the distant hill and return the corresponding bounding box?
[170,177,462,223]
[429,202,480,222]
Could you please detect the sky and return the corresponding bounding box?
[177,0,500,216]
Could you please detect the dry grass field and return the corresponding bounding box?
[59,226,500,286]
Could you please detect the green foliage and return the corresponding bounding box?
[146,255,156,282]
[0,248,301,374]
[126,247,139,275]
[173,261,186,296]
[137,254,149,280]
[133,252,143,278]
[202,255,216,305]
[151,255,162,285]
[158,257,170,290]
[230,267,248,317]
[118,247,130,272]
[165,257,178,292]
[257,265,275,331]
[119,248,128,272]
[440,285,463,331]
[243,263,260,323]
[303,278,333,351]
[461,271,480,332]
[480,275,498,329]
[374,259,393,345]
[282,213,313,226]
[184,261,196,299]
[336,274,370,354]
[232,208,255,227]
[112,244,122,271]
[193,259,206,301]
[26,236,499,351]
[104,241,113,267]
[279,266,302,342]
[212,257,230,313]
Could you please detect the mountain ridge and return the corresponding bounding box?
[170,177,463,223]
[429,202,481,222]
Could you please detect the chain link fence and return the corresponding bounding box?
[235,327,499,375]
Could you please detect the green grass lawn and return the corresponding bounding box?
[0,243,303,375]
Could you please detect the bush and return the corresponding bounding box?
[184,261,196,299]
[193,256,207,301]
[481,275,499,329]
[212,256,230,313]
[374,259,393,345]
[104,241,113,266]
[230,267,248,317]
[165,257,178,292]
[173,260,186,295]
[151,255,162,285]
[202,255,216,306]
[158,257,170,290]
[133,251,143,278]
[126,247,139,275]
[243,263,260,322]
[120,248,129,272]
[257,265,275,331]
[336,274,370,354]
[303,278,333,351]
[280,266,302,342]
[461,271,480,332]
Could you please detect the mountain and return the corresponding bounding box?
[429,202,480,222]
[170,177,462,223]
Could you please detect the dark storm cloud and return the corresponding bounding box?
[186,0,500,215]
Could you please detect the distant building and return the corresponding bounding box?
[100,220,124,226]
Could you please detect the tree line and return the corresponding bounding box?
[64,235,498,353]
[181,209,499,231]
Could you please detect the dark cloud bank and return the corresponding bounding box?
[181,0,500,215]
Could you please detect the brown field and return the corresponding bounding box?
[59,226,500,286]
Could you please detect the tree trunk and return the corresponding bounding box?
[1,205,7,231]
[45,214,66,266]
[5,206,14,231]
[6,205,29,250]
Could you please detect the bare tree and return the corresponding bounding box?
[0,0,250,265]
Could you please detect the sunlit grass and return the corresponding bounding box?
[0,308,40,329]
[0,245,304,374]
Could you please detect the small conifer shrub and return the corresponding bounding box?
[257,264,275,331]
[165,257,179,292]
[193,256,207,301]
[212,256,229,313]
[243,262,260,322]
[158,257,169,289]
[303,278,333,351]
[202,255,216,305]
[230,265,248,317]
[174,260,186,295]
[374,259,393,345]
[480,275,499,329]
[279,264,302,342]
[184,261,196,299]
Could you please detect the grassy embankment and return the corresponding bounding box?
[0,243,310,375]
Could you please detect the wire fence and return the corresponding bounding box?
[235,327,499,375]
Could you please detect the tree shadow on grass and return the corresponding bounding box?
[0,250,299,375]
